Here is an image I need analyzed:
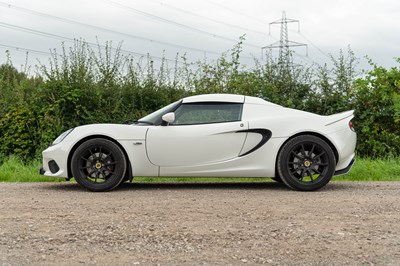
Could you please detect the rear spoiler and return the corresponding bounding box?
[325,110,354,126]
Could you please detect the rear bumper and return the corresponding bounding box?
[334,158,355,176]
[39,166,45,175]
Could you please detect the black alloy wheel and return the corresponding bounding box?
[71,138,127,192]
[277,135,336,191]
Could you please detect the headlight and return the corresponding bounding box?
[52,128,74,145]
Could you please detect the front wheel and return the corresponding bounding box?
[71,138,127,192]
[277,135,336,191]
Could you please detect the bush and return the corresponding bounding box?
[352,60,400,157]
[0,40,399,160]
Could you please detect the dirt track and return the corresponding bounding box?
[1,181,400,265]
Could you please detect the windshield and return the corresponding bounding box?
[137,100,181,125]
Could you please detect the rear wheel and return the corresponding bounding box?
[71,138,127,192]
[277,135,336,191]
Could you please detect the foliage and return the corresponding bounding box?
[352,59,400,157]
[0,40,399,160]
[308,47,358,115]
[0,106,38,160]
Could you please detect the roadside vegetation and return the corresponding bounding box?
[0,39,399,182]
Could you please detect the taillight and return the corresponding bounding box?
[349,120,355,132]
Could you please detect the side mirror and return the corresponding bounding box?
[162,112,175,124]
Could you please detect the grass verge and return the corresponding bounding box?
[333,157,400,181]
[0,156,399,182]
[0,156,63,182]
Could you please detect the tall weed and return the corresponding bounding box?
[0,39,399,159]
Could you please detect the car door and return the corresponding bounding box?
[145,102,248,167]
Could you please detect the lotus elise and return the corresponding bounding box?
[40,94,356,191]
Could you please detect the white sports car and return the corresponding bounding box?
[41,94,356,192]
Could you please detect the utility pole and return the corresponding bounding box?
[262,11,308,70]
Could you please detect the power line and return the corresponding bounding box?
[201,0,327,63]
[149,0,267,36]
[0,2,224,56]
[0,43,51,56]
[0,21,68,42]
[0,21,260,66]
[205,0,269,25]
[167,0,327,63]
[0,20,258,65]
[201,1,327,59]
[99,0,262,49]
[0,22,186,64]
[292,51,316,65]
[299,32,330,59]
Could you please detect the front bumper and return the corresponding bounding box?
[41,143,70,178]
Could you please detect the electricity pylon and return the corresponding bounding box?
[262,11,308,69]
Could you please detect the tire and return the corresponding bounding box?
[71,138,127,192]
[277,135,336,191]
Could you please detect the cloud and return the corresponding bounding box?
[0,0,399,70]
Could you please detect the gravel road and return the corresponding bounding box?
[1,181,400,265]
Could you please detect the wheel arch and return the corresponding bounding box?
[274,131,339,176]
[67,135,133,181]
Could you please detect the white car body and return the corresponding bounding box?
[41,94,356,191]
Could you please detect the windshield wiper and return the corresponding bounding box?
[124,119,137,124]
[135,120,154,125]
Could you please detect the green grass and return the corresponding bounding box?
[0,156,399,182]
[333,158,400,181]
[0,156,63,182]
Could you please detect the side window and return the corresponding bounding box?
[173,103,243,125]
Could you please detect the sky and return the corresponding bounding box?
[0,0,399,73]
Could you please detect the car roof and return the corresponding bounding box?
[182,94,245,103]
[182,94,281,107]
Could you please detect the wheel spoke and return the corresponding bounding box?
[314,162,328,166]
[313,152,325,160]
[310,144,315,156]
[301,144,306,157]
[103,162,117,167]
[94,171,100,183]
[100,169,106,179]
[288,161,302,165]
[308,170,314,182]
[80,157,91,163]
[103,152,112,161]
[99,147,103,160]
[291,151,304,160]
[300,168,306,177]
[313,168,322,174]
[106,169,115,175]
[87,169,96,177]
[291,168,300,175]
